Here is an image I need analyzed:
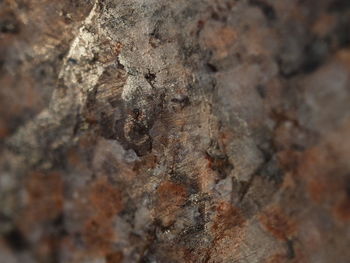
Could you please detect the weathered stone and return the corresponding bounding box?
[1,0,350,262]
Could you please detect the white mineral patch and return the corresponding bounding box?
[59,0,104,92]
[121,73,152,102]
[62,0,99,67]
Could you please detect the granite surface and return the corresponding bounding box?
[0,0,350,262]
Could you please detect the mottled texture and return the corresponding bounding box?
[1,0,350,262]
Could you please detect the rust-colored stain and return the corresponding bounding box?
[106,251,124,263]
[297,148,332,203]
[89,177,123,217]
[205,202,246,263]
[157,180,188,206]
[78,133,98,148]
[23,171,63,224]
[0,119,9,138]
[311,14,336,37]
[264,253,286,263]
[155,181,188,226]
[307,178,328,204]
[1,0,350,261]
[334,190,350,222]
[114,42,123,56]
[298,142,350,213]
[202,27,237,58]
[212,202,244,235]
[83,215,115,253]
[133,154,158,172]
[81,177,123,254]
[259,206,296,241]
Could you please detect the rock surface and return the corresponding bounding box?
[1,0,350,262]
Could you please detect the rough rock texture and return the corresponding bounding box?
[1,0,350,262]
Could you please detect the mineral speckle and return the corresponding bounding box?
[1,0,350,262]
